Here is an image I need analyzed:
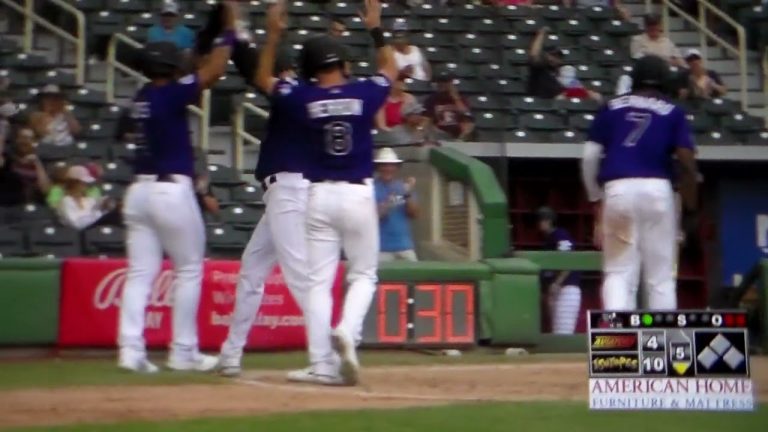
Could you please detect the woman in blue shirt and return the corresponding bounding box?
[373,147,419,262]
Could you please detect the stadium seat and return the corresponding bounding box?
[230,184,265,205]
[207,164,244,187]
[520,112,566,131]
[39,70,78,89]
[99,182,127,200]
[553,97,601,113]
[457,33,494,49]
[502,34,532,49]
[28,225,81,258]
[702,98,740,118]
[470,18,506,34]
[601,20,640,37]
[746,131,768,146]
[511,97,555,113]
[71,141,110,161]
[722,113,765,134]
[696,131,738,146]
[0,226,27,258]
[580,34,614,51]
[484,78,526,96]
[455,3,488,18]
[82,122,117,140]
[500,4,533,19]
[68,88,108,106]
[569,113,597,130]
[507,129,549,143]
[574,64,607,81]
[413,3,444,17]
[474,111,511,131]
[551,129,587,144]
[686,113,717,133]
[469,95,507,111]
[558,18,592,37]
[381,2,407,17]
[107,0,148,13]
[37,145,73,163]
[475,130,506,142]
[206,224,247,258]
[423,46,457,63]
[583,6,614,22]
[475,63,507,79]
[503,48,531,65]
[102,160,134,184]
[462,47,494,64]
[110,142,137,161]
[590,48,628,66]
[84,225,125,256]
[540,4,571,21]
[327,2,358,16]
[1,53,50,70]
[219,204,264,230]
[516,18,544,35]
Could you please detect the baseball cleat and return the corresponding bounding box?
[167,353,219,372]
[215,357,242,378]
[286,367,346,386]
[118,357,159,374]
[331,328,360,386]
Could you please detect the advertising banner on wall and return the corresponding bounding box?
[718,180,768,286]
[58,259,344,349]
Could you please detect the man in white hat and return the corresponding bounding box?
[147,1,195,51]
[373,147,418,262]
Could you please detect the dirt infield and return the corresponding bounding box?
[1,359,766,429]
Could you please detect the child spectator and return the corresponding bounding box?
[57,165,115,230]
[556,65,603,101]
[374,148,419,262]
[376,74,416,130]
[28,84,80,147]
[47,162,102,209]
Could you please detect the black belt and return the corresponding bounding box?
[157,174,177,183]
[260,174,277,191]
[311,179,367,185]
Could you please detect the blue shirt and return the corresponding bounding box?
[588,93,695,184]
[255,78,308,180]
[375,178,414,252]
[542,228,580,286]
[272,75,391,182]
[131,74,199,177]
[147,24,195,50]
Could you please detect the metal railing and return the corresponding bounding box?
[105,33,212,150]
[232,100,269,170]
[645,0,748,111]
[0,0,86,85]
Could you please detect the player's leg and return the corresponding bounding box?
[638,181,678,310]
[218,213,277,376]
[601,182,641,310]
[298,183,343,384]
[335,183,379,385]
[150,181,211,371]
[118,183,161,373]
[551,285,581,334]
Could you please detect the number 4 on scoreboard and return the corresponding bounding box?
[642,332,665,352]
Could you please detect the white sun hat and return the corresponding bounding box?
[374,147,403,164]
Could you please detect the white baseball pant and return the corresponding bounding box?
[119,175,205,363]
[305,181,379,376]
[550,284,581,334]
[220,173,311,364]
[600,178,677,311]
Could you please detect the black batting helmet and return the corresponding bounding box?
[140,41,183,79]
[630,55,671,92]
[537,206,557,224]
[299,35,347,80]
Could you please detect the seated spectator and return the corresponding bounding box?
[424,72,474,140]
[630,14,685,67]
[0,92,17,153]
[391,23,431,81]
[376,75,416,130]
[57,165,116,230]
[556,65,603,101]
[28,85,80,147]
[678,49,727,100]
[384,101,438,146]
[147,1,195,52]
[47,162,102,209]
[562,0,630,21]
[0,127,51,207]
[527,27,566,99]
[374,147,418,262]
[328,16,346,37]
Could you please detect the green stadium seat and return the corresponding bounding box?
[291,1,324,16]
[107,0,148,13]
[502,34,532,49]
[574,64,607,80]
[520,112,566,131]
[68,88,107,106]
[455,78,483,95]
[37,145,73,163]
[1,53,50,70]
[484,78,526,95]
[457,33,495,48]
[511,97,555,113]
[100,182,127,200]
[569,112,597,130]
[722,113,765,134]
[219,205,264,231]
[558,18,593,37]
[601,20,641,38]
[580,34,614,51]
[551,129,587,143]
[29,225,80,258]
[71,0,105,12]
[102,160,134,183]
[110,142,137,161]
[38,70,78,88]
[444,62,477,78]
[685,112,717,133]
[430,17,466,33]
[516,18,544,35]
[84,225,125,256]
[71,141,110,161]
[696,130,739,145]
[424,46,457,63]
[462,47,494,64]
[702,98,740,118]
[474,111,512,131]
[299,15,327,31]
[328,2,358,17]
[540,5,571,22]
[583,6,614,22]
[207,224,248,258]
[476,63,507,79]
[381,2,408,18]
[469,95,507,111]
[507,129,549,143]
[0,227,26,258]
[503,48,531,65]
[500,5,534,20]
[455,3,488,18]
[470,18,507,34]
[410,32,451,47]
[230,184,265,205]
[475,130,506,142]
[745,131,768,146]
[82,121,117,140]
[590,48,629,66]
[554,97,601,113]
[413,3,444,17]
[207,164,243,187]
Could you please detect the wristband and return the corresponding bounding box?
[370,27,386,48]
[403,193,412,200]
[214,30,237,49]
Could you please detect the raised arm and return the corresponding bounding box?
[530,27,549,60]
[197,1,238,89]
[255,0,288,95]
[360,0,398,82]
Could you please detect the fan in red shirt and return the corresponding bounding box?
[423,72,474,141]
[376,74,416,131]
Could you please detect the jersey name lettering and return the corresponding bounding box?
[307,98,363,119]
[608,95,674,116]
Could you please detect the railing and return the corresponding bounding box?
[105,33,211,150]
[645,0,748,111]
[232,99,269,170]
[0,0,86,85]
[764,46,767,127]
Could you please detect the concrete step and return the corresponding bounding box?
[668,30,701,46]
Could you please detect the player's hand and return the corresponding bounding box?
[265,0,288,36]
[404,177,416,193]
[359,0,382,30]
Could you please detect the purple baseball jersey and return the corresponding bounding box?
[271,75,391,182]
[542,228,580,286]
[588,92,696,184]
[131,74,200,177]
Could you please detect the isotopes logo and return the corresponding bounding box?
[591,333,638,351]
[591,355,640,373]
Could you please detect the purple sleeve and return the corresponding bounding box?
[587,105,610,146]
[673,107,696,151]
[361,74,392,111]
[173,74,201,108]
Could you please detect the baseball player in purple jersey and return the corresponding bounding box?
[581,55,699,311]
[254,0,397,385]
[117,3,239,373]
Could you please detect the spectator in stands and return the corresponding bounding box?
[374,147,419,262]
[556,65,603,101]
[47,162,102,209]
[562,0,631,21]
[328,16,346,37]
[391,22,431,81]
[537,207,581,335]
[57,165,115,230]
[484,0,533,6]
[527,27,566,99]
[0,92,17,154]
[376,74,416,131]
[630,14,685,67]
[424,72,474,141]
[0,127,51,207]
[147,1,195,52]
[678,49,727,100]
[383,101,437,147]
[28,85,80,147]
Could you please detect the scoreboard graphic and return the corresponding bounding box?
[588,310,755,411]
